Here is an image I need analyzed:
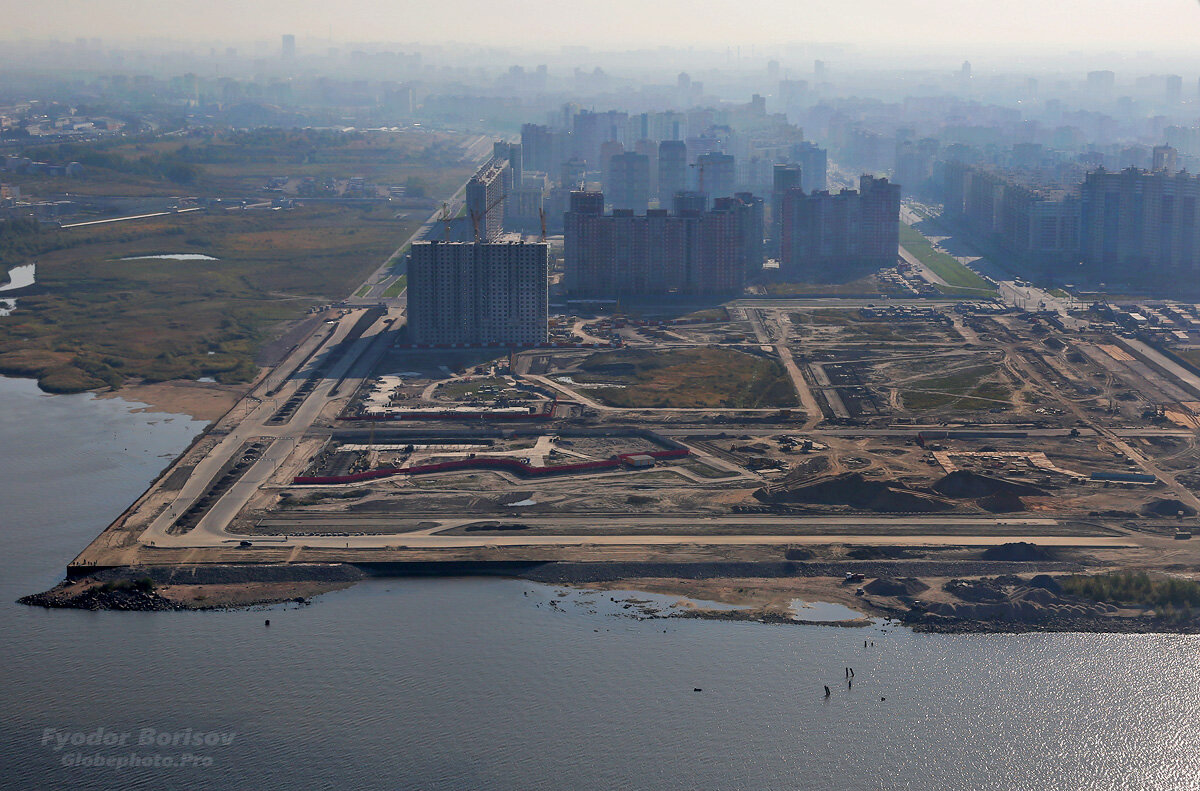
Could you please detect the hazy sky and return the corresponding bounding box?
[7,0,1200,53]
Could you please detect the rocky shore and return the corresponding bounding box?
[20,564,364,611]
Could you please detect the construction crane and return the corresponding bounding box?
[469,191,507,242]
[689,161,706,196]
[438,202,452,241]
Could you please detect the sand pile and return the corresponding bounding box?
[1141,499,1197,518]
[863,577,928,597]
[755,472,954,513]
[979,542,1059,562]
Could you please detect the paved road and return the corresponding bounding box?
[142,306,396,545]
[1119,336,1200,398]
[176,531,1131,551]
[729,298,967,309]
[60,207,203,228]
[898,245,950,287]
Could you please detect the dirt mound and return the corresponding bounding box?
[1142,499,1198,518]
[978,492,1026,513]
[933,470,1047,499]
[1027,574,1063,593]
[863,577,929,597]
[756,472,954,513]
[784,547,815,560]
[979,542,1059,562]
[463,522,531,532]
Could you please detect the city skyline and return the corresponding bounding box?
[5,0,1200,56]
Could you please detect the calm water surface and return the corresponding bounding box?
[1,375,1199,790]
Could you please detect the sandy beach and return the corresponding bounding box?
[96,378,249,421]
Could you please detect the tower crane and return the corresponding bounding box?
[469,191,507,242]
[438,202,452,241]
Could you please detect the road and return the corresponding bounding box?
[60,207,203,229]
[143,305,394,543]
[79,132,503,568]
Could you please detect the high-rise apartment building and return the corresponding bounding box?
[520,123,556,173]
[605,152,650,213]
[779,175,900,281]
[696,152,736,201]
[657,140,688,207]
[565,190,747,297]
[792,142,828,192]
[1081,168,1200,284]
[407,241,548,346]
[465,158,508,241]
[493,141,523,189]
[281,34,295,59]
[771,164,802,249]
[715,193,765,277]
[1153,145,1179,173]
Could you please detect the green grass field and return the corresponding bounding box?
[576,347,798,409]
[898,223,996,292]
[899,364,1011,411]
[382,275,407,298]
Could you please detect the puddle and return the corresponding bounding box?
[120,254,219,261]
[532,587,753,619]
[0,263,35,292]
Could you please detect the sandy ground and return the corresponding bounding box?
[157,580,355,608]
[97,379,249,421]
[25,576,355,610]
[579,576,879,620]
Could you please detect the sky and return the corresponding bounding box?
[6,0,1200,54]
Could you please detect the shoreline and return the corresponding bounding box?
[22,559,1200,635]
[0,370,246,422]
[93,378,248,422]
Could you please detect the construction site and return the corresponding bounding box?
[40,219,1200,629]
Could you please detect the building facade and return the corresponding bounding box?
[1081,168,1200,284]
[565,190,746,297]
[657,140,688,207]
[605,151,650,213]
[407,241,549,346]
[465,158,508,241]
[779,175,900,281]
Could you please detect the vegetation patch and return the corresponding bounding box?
[382,274,407,298]
[576,347,797,408]
[0,205,418,392]
[898,223,996,291]
[766,275,904,297]
[1061,571,1200,622]
[680,307,729,322]
[797,309,949,343]
[900,364,1011,411]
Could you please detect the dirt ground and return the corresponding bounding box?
[98,379,248,421]
[157,580,355,608]
[580,575,874,617]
